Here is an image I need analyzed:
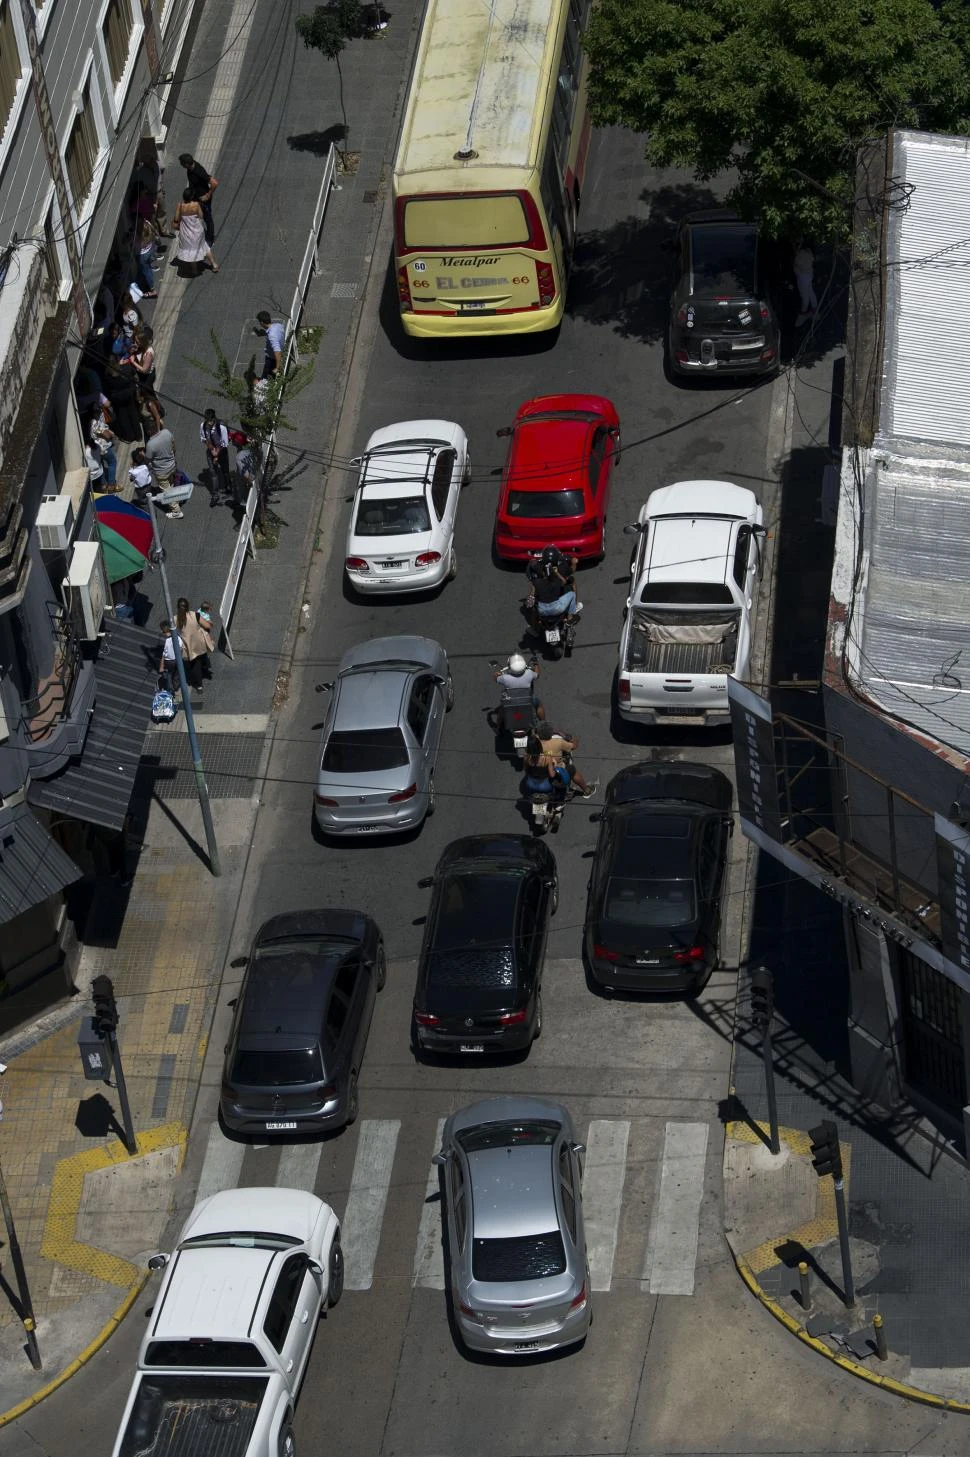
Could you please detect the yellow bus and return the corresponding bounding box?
[392,0,592,338]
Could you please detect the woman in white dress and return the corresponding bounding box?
[174,188,219,273]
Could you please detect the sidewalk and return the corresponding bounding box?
[0,0,424,1420]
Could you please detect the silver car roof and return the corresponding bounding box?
[333,668,409,731]
[468,1144,560,1240]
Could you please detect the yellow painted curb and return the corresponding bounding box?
[0,1276,148,1427]
[734,1248,970,1411]
[41,1122,186,1286]
[728,1120,851,1276]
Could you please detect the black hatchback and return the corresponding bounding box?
[668,210,779,378]
[412,835,557,1057]
[220,909,385,1135]
[585,762,733,993]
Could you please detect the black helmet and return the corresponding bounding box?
[541,546,559,566]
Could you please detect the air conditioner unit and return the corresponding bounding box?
[36,494,76,552]
[65,540,108,641]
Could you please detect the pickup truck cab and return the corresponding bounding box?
[617,480,764,727]
[112,1187,342,1457]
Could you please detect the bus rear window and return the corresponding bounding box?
[403,194,531,248]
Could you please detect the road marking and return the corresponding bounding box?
[196,1124,246,1204]
[582,1119,630,1292]
[276,1142,324,1193]
[412,1118,446,1289]
[342,1119,400,1290]
[642,1121,709,1296]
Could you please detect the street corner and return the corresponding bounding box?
[722,1117,970,1410]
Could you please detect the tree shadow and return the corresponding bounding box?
[287,125,347,156]
[567,182,721,342]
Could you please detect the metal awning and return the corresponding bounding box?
[0,800,82,920]
[28,618,158,831]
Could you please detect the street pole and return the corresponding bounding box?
[106,1027,137,1156]
[832,1174,856,1307]
[761,1021,780,1156]
[750,966,780,1155]
[0,1156,42,1369]
[147,498,221,876]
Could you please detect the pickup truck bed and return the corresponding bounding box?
[625,608,739,676]
[118,1375,268,1457]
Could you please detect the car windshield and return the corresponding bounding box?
[354,496,430,535]
[231,1046,323,1086]
[604,877,696,928]
[457,1120,560,1153]
[322,728,409,774]
[473,1232,566,1282]
[637,583,735,606]
[252,938,352,960]
[143,1340,267,1368]
[181,1231,302,1250]
[507,489,586,518]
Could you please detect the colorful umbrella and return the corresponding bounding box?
[94,494,154,583]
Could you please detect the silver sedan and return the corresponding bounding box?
[434,1096,591,1356]
[314,636,452,837]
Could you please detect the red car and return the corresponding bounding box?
[494,394,621,562]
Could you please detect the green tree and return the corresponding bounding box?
[188,331,313,531]
[295,1,366,164]
[584,0,970,241]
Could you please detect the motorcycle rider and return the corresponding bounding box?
[526,546,582,629]
[493,652,545,722]
[524,726,596,799]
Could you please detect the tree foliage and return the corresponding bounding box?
[584,0,970,241]
[295,1,366,160]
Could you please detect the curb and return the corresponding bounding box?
[0,1277,148,1429]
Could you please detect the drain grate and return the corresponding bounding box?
[331,281,359,299]
[363,190,378,203]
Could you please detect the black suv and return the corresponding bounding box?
[668,210,779,378]
[412,835,557,1056]
[221,909,385,1134]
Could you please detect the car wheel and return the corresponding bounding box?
[327,1239,344,1307]
[346,1073,359,1126]
[599,519,607,560]
[448,548,458,581]
[445,673,454,710]
[533,991,543,1040]
[550,880,559,915]
[375,942,387,991]
[426,778,436,816]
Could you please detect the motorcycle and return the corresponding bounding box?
[488,659,541,757]
[521,755,579,835]
[524,550,580,660]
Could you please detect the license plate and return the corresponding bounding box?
[636,958,660,966]
[356,824,380,833]
[544,628,560,644]
[513,735,528,750]
[377,560,405,569]
[462,301,488,311]
[460,1043,485,1053]
[514,1340,541,1350]
[266,1121,297,1130]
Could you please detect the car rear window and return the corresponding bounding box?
[429,946,514,989]
[690,226,757,293]
[507,489,586,519]
[144,1340,267,1368]
[322,728,409,774]
[354,496,431,536]
[637,583,735,606]
[473,1231,566,1282]
[604,878,696,928]
[457,1120,560,1152]
[403,194,530,248]
[231,1046,323,1086]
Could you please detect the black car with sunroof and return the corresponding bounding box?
[667,210,779,378]
[412,835,557,1057]
[220,909,385,1134]
[585,763,733,993]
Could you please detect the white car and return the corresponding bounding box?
[111,1187,342,1457]
[344,419,469,593]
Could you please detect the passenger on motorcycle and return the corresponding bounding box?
[526,547,582,625]
[524,727,597,799]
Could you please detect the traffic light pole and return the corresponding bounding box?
[750,966,780,1155]
[107,1028,137,1156]
[761,1022,780,1156]
[0,1154,41,1369]
[833,1175,855,1307]
[92,976,137,1156]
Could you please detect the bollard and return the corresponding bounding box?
[873,1312,888,1361]
[798,1260,812,1310]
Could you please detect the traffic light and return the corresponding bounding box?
[750,965,774,1030]
[91,975,118,1035]
[809,1119,842,1179]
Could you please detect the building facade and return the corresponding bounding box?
[0,0,194,1018]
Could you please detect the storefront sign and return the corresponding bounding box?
[935,814,970,978]
[728,679,783,843]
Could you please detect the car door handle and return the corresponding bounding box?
[301,1309,309,1323]
[287,1358,295,1372]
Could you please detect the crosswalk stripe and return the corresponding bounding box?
[196,1124,246,1204]
[642,1121,708,1296]
[583,1119,630,1292]
[412,1118,447,1289]
[342,1119,401,1291]
[276,1141,324,1192]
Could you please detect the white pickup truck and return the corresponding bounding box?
[112,1187,342,1457]
[617,480,764,727]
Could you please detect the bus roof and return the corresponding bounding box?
[394,0,564,186]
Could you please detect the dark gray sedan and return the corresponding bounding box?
[314,635,452,836]
[434,1096,590,1356]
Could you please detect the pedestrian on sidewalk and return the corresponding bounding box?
[104,359,142,442]
[120,285,144,342]
[134,221,159,297]
[90,403,118,487]
[793,240,818,326]
[200,409,232,504]
[176,597,211,692]
[197,601,217,677]
[85,439,105,490]
[255,311,286,379]
[145,421,184,517]
[174,190,219,274]
[158,620,187,695]
[234,438,257,507]
[130,326,162,431]
[179,154,219,244]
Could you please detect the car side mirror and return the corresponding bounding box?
[622,523,641,536]
[495,426,512,438]
[147,1253,170,1271]
[571,1142,586,1156]
[316,681,334,693]
[754,524,767,536]
[431,1151,448,1166]
[229,957,246,969]
[417,876,433,889]
[725,817,735,835]
[308,1259,324,1277]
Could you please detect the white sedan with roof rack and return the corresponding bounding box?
[344,419,469,593]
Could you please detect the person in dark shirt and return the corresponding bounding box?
[179,153,218,244]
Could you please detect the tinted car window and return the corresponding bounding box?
[144,1340,266,1368]
[322,728,409,774]
[457,1120,560,1153]
[588,428,608,492]
[263,1255,308,1353]
[430,449,455,518]
[433,874,520,949]
[559,1143,577,1242]
[473,1232,566,1282]
[690,225,757,294]
[407,678,432,739]
[231,1046,323,1086]
[451,1160,467,1251]
[507,489,586,518]
[325,991,348,1041]
[637,582,735,606]
[733,525,752,588]
[604,878,696,928]
[354,496,431,535]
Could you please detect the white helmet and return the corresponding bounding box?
[507,653,528,675]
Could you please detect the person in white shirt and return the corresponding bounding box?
[256,311,286,378]
[85,441,105,488]
[158,620,185,694]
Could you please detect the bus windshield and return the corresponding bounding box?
[403,195,531,249]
